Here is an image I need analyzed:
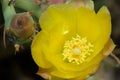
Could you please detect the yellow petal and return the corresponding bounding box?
[97,6,110,15]
[40,4,76,35]
[77,7,99,42]
[76,6,111,62]
[31,31,52,68]
[50,63,99,79]
[97,6,111,43]
[88,6,111,60]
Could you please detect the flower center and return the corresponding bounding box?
[73,48,81,55]
[62,34,94,64]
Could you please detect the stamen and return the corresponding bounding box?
[62,34,94,64]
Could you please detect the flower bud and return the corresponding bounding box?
[10,12,36,42]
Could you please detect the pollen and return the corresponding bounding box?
[62,34,94,64]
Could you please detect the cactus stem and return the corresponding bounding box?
[15,0,42,18]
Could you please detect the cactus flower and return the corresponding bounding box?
[31,1,115,80]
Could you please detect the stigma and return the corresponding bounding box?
[62,34,94,64]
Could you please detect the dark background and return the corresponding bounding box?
[0,0,120,80]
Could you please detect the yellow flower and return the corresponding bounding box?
[31,1,115,80]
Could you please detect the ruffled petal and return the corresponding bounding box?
[40,4,76,35]
[50,63,99,79]
[31,31,52,68]
[76,6,111,62]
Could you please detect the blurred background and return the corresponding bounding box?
[0,0,120,80]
